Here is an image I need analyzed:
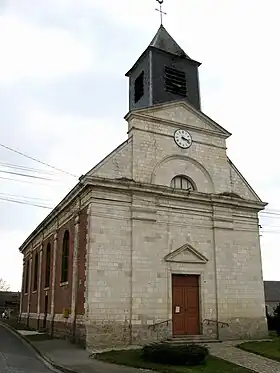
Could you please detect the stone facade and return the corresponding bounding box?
[82,101,267,349]
[19,100,268,350]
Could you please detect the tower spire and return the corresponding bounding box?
[126,19,202,112]
[155,0,167,25]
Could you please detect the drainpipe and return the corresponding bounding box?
[129,191,133,345]
[212,203,220,340]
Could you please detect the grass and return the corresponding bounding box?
[95,348,253,373]
[269,331,278,339]
[238,337,280,363]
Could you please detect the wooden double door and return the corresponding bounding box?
[172,274,200,336]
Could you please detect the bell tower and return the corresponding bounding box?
[126,25,202,111]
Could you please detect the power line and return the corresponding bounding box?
[0,192,54,203]
[0,197,53,209]
[0,169,55,181]
[0,161,65,176]
[0,193,280,232]
[0,174,72,186]
[263,208,280,213]
[261,212,280,217]
[0,142,78,178]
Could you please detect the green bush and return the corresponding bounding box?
[141,342,209,366]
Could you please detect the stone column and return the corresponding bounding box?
[71,214,80,339]
[37,245,43,329]
[50,231,58,335]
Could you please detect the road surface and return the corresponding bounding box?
[0,322,54,373]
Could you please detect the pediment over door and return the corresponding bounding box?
[164,244,208,264]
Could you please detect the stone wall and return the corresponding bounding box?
[85,101,267,349]
[85,193,132,350]
[85,184,267,349]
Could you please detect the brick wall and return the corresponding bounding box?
[20,203,89,342]
[21,262,29,313]
[29,248,39,314]
[77,207,87,315]
[40,236,54,314]
[54,218,74,314]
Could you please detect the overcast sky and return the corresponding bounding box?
[0,0,279,291]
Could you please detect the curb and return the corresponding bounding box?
[0,321,78,373]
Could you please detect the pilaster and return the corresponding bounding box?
[27,256,33,315]
[85,203,92,323]
[71,214,80,329]
[50,231,58,316]
[37,245,43,317]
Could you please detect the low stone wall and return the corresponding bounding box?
[218,317,268,340]
[18,314,86,346]
[86,320,131,350]
[86,319,172,351]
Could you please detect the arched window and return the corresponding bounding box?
[171,175,196,191]
[61,230,69,283]
[45,243,51,288]
[33,252,39,291]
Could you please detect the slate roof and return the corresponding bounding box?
[149,25,190,58]
[264,281,280,302]
[126,25,200,77]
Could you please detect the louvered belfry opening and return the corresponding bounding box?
[164,66,187,97]
[134,71,144,103]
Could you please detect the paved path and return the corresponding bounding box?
[209,341,280,373]
[2,323,280,373]
[30,338,148,373]
[0,323,54,373]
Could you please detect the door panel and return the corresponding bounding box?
[172,274,200,336]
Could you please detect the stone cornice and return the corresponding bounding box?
[83,176,267,211]
[19,175,266,254]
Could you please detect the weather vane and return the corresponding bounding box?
[156,0,167,25]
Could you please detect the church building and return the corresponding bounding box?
[19,24,268,350]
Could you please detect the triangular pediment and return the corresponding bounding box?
[228,158,262,202]
[85,139,132,179]
[164,244,208,264]
[125,101,231,139]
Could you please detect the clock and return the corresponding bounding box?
[174,129,192,149]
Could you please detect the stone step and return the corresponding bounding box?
[166,335,221,344]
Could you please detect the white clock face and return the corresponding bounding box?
[174,129,192,149]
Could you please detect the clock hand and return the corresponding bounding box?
[182,136,190,142]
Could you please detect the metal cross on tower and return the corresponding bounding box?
[155,0,167,25]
